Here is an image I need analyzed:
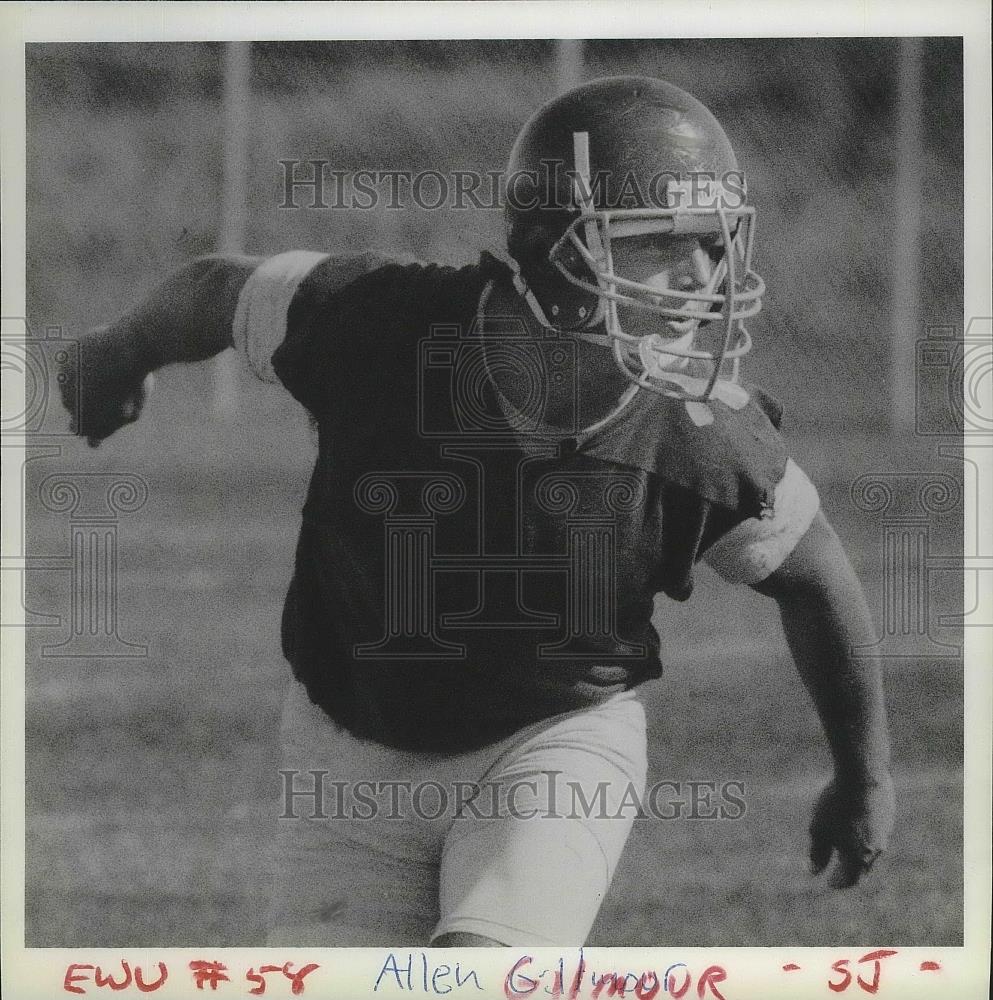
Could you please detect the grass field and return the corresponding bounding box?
[22,383,963,947]
[20,40,964,949]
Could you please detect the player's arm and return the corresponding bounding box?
[60,253,263,445]
[704,462,893,888]
[754,510,893,888]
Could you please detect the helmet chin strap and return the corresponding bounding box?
[510,268,606,337]
[491,272,638,440]
[604,294,750,409]
[515,269,743,398]
[509,266,748,425]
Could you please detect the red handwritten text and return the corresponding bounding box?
[247,963,320,995]
[63,962,168,994]
[504,953,727,1000]
[828,950,899,995]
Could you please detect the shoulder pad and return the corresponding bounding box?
[577,387,787,517]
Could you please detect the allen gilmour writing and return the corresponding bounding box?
[373,950,729,998]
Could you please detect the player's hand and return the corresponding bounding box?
[809,774,894,888]
[59,323,153,447]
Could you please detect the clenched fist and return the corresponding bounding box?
[58,324,153,447]
[809,775,895,888]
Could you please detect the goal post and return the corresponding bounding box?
[890,37,923,436]
[211,40,251,418]
[555,39,584,94]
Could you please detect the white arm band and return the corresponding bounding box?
[231,250,329,382]
[704,458,820,585]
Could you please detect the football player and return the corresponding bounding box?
[59,76,894,947]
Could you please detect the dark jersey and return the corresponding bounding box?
[237,251,795,752]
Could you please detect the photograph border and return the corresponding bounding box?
[2,3,990,998]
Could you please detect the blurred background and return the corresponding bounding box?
[23,39,964,947]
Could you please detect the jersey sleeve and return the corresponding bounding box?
[230,249,426,399]
[231,250,331,382]
[702,457,820,584]
[272,252,494,418]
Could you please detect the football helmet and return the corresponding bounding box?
[504,75,763,405]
